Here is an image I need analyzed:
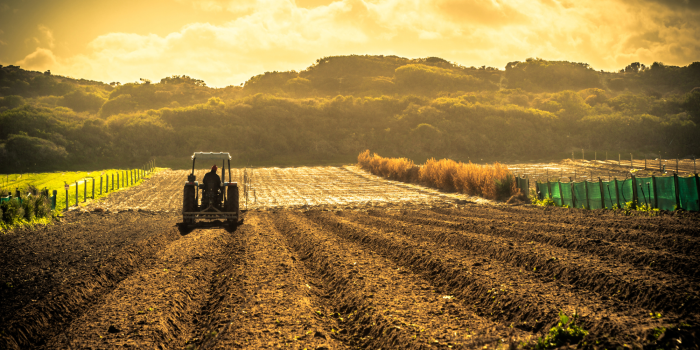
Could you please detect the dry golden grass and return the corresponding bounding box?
[357,150,419,182]
[358,150,516,200]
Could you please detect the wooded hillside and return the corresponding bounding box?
[1,55,699,171]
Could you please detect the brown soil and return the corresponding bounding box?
[1,167,698,349]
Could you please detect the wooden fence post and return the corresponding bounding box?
[75,181,78,207]
[65,187,69,211]
[527,176,530,198]
[652,175,658,209]
[614,178,621,208]
[674,173,680,210]
[100,176,103,195]
[584,180,590,209]
[695,174,700,210]
[83,179,87,202]
[92,178,95,199]
[631,175,638,208]
[558,181,563,206]
[599,178,605,209]
[571,181,576,209]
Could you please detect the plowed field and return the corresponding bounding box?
[1,167,698,349]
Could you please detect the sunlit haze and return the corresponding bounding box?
[1,0,699,86]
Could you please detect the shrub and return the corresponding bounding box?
[1,198,24,225]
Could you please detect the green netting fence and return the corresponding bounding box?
[536,174,700,211]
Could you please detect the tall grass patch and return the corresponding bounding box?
[357,150,419,182]
[1,187,53,231]
[358,150,516,200]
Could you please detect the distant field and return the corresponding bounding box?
[1,168,162,212]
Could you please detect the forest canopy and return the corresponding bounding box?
[1,55,699,171]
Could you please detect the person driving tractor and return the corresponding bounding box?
[202,165,221,207]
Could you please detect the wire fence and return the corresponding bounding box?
[0,160,156,212]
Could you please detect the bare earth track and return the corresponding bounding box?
[1,167,698,349]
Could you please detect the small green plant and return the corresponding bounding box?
[533,197,556,207]
[530,189,539,205]
[650,312,662,319]
[534,311,588,349]
[637,203,660,216]
[652,326,666,339]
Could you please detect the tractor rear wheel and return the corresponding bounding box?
[183,185,196,224]
[226,185,240,226]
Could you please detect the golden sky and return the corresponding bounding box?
[1,0,699,87]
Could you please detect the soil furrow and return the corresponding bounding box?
[431,205,700,241]
[303,209,690,348]
[272,211,528,349]
[374,209,700,279]
[186,214,349,349]
[42,223,231,349]
[351,209,699,315]
[0,214,182,349]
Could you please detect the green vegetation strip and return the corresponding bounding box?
[1,166,162,232]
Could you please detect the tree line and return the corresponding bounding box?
[0,55,699,171]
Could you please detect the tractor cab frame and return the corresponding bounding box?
[182,152,240,226]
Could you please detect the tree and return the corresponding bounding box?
[2,134,68,170]
[682,87,700,122]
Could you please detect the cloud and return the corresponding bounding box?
[434,0,528,27]
[38,25,55,48]
[16,47,57,71]
[632,0,700,11]
[43,0,700,86]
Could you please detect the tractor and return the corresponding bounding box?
[182,152,240,226]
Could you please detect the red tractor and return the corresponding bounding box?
[182,152,240,226]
